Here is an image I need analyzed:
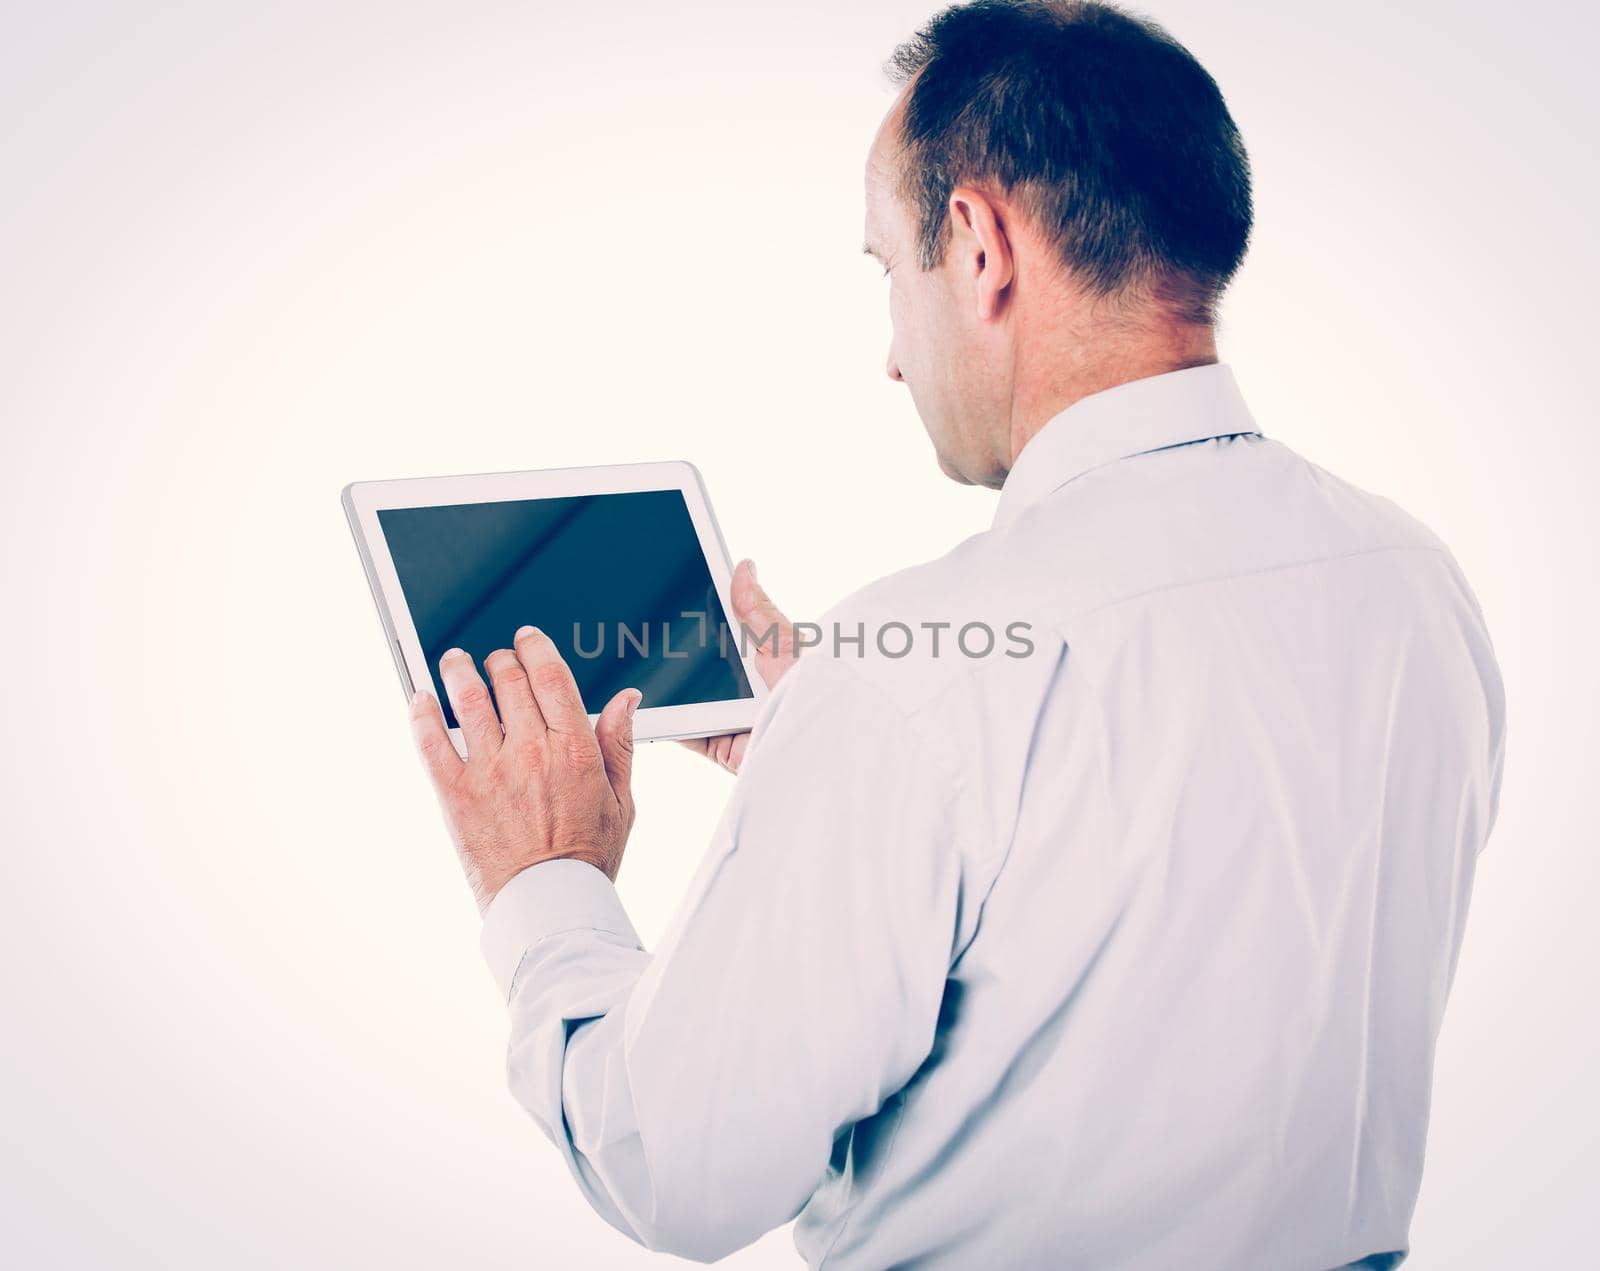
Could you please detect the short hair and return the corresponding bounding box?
[885,0,1252,323]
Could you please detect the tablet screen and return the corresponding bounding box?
[378,489,754,728]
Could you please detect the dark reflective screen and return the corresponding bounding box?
[379,490,753,728]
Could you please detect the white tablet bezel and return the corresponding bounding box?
[342,460,765,751]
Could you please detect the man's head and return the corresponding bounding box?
[864,0,1252,486]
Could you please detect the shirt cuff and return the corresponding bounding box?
[479,858,644,1002]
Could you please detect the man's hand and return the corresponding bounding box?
[409,626,640,914]
[679,559,800,773]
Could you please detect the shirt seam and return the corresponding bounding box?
[947,637,1073,971]
[809,545,1446,724]
[1065,542,1451,628]
[767,667,974,1268]
[503,923,642,999]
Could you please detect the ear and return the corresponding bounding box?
[948,185,1015,322]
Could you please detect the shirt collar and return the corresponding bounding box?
[992,362,1261,529]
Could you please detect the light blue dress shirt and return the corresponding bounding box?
[479,365,1504,1269]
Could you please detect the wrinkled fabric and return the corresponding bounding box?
[479,365,1504,1270]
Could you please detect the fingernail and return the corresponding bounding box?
[516,625,540,640]
[747,560,757,582]
[626,691,642,717]
[442,648,466,661]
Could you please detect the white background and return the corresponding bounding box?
[2,1,1594,1265]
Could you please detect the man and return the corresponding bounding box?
[407,2,1505,1267]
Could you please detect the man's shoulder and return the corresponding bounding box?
[993,433,1459,610]
[1286,443,1452,556]
[782,434,1472,719]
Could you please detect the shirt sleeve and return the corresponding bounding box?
[478,655,975,1262]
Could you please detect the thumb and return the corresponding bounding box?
[596,688,641,814]
[731,558,799,685]
[732,556,792,638]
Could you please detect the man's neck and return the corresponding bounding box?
[1004,324,1218,473]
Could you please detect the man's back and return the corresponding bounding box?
[789,365,1505,1269]
[474,365,1503,1270]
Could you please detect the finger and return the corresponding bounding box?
[483,646,543,743]
[731,558,789,631]
[436,648,502,758]
[676,730,751,774]
[408,690,463,785]
[595,688,642,814]
[708,731,749,773]
[731,560,796,686]
[514,626,593,739]
[675,736,723,767]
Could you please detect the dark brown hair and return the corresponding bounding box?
[887,0,1253,323]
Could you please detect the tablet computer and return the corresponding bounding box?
[343,461,764,750]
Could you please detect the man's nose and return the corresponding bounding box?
[886,351,904,382]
